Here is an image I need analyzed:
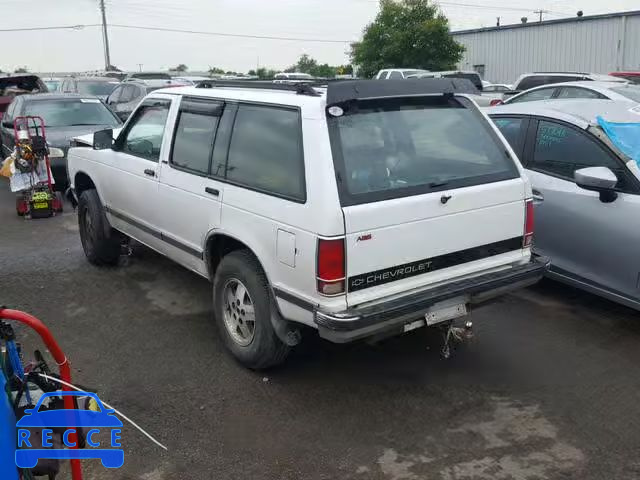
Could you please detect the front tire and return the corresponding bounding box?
[213,250,290,369]
[78,189,121,266]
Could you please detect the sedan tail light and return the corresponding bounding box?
[490,99,504,107]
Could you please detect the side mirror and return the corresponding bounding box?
[93,128,114,150]
[574,167,618,203]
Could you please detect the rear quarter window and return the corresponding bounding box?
[328,97,519,206]
[225,104,305,201]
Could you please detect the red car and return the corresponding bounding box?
[0,74,48,118]
[609,72,640,84]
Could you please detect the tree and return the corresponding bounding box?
[311,64,337,79]
[14,66,29,73]
[286,54,318,74]
[350,0,464,78]
[208,66,225,75]
[173,64,188,72]
[247,68,277,79]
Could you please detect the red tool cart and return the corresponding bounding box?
[10,116,63,218]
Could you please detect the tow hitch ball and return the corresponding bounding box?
[440,320,473,359]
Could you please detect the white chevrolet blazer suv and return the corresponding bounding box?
[67,79,547,369]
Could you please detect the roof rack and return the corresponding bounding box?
[532,71,590,75]
[195,80,321,97]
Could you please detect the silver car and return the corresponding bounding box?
[489,100,640,309]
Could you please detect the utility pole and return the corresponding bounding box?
[99,0,111,70]
[534,9,549,22]
[137,63,143,72]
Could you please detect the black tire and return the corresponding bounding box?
[78,189,121,266]
[213,250,290,369]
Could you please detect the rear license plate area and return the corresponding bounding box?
[424,301,467,326]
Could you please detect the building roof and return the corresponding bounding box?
[488,99,640,129]
[453,9,640,35]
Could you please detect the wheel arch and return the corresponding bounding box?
[205,230,302,347]
[204,231,272,286]
[74,170,96,196]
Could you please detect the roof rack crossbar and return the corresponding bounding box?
[195,80,320,97]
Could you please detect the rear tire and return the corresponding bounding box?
[78,189,121,266]
[213,250,290,369]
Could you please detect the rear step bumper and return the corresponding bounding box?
[315,256,549,343]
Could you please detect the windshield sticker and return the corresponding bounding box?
[537,124,567,147]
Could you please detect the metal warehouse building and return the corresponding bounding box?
[452,10,640,84]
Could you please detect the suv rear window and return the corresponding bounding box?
[328,97,519,206]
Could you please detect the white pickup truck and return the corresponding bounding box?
[67,79,547,369]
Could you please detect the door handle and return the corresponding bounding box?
[144,169,155,177]
[205,187,220,197]
[532,189,544,203]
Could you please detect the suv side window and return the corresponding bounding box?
[170,98,222,175]
[532,120,633,191]
[107,86,121,104]
[510,87,556,103]
[389,71,403,79]
[226,104,305,201]
[117,101,170,161]
[517,76,547,91]
[119,85,135,103]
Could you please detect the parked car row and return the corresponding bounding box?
[4,73,640,370]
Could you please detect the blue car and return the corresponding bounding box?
[16,391,124,469]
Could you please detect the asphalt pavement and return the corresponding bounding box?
[2,181,640,480]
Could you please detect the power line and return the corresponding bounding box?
[107,24,354,43]
[0,24,100,32]
[0,23,354,43]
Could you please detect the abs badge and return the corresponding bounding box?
[16,391,124,469]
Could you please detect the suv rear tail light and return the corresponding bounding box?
[317,238,345,295]
[490,99,504,107]
[523,199,534,247]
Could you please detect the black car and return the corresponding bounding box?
[0,94,122,190]
[60,76,120,101]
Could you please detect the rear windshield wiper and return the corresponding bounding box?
[428,181,449,188]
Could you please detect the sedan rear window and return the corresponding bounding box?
[611,86,640,103]
[328,97,518,205]
[77,81,119,96]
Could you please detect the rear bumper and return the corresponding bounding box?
[315,256,549,343]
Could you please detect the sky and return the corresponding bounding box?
[1,0,639,73]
